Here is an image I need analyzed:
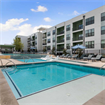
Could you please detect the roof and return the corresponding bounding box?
[0,45,15,48]
[37,27,47,31]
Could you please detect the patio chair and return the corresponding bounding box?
[83,55,93,60]
[64,54,69,58]
[72,54,78,59]
[60,54,65,58]
[68,55,73,59]
[91,55,102,62]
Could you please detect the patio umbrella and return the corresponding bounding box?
[72,44,86,49]
[72,44,86,58]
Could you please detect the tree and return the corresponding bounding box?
[13,36,24,51]
[52,47,55,54]
[63,48,67,55]
[43,48,46,52]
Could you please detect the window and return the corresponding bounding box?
[66,25,70,31]
[47,32,50,36]
[85,41,94,48]
[85,28,94,37]
[52,30,56,35]
[86,16,94,26]
[101,40,105,48]
[47,39,50,43]
[101,26,105,35]
[66,34,70,40]
[66,44,70,49]
[101,12,105,21]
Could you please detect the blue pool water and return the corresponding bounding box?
[2,62,105,98]
[18,59,46,63]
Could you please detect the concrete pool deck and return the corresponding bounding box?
[0,58,105,105]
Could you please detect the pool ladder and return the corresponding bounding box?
[100,64,105,71]
[0,59,17,69]
[22,56,35,63]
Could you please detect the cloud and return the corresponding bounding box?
[17,24,51,36]
[58,12,63,15]
[44,17,52,22]
[73,11,80,16]
[0,18,51,36]
[31,5,48,12]
[0,18,28,31]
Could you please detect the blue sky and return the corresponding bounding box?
[0,0,105,44]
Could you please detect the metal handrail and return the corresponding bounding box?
[5,59,17,69]
[100,64,105,71]
[22,56,35,63]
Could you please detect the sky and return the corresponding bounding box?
[0,0,105,44]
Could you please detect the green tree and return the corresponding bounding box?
[13,36,24,51]
[63,48,67,55]
[52,47,55,54]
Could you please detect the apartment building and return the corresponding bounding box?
[16,5,105,54]
[16,32,43,52]
[40,5,105,54]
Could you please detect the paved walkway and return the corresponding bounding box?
[0,70,19,105]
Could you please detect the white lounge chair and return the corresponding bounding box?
[41,55,49,60]
[48,56,59,61]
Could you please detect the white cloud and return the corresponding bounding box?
[17,24,51,36]
[58,12,63,15]
[31,5,48,12]
[44,17,52,22]
[73,11,80,16]
[0,18,28,31]
[0,18,51,36]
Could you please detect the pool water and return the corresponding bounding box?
[2,62,105,98]
[18,59,46,63]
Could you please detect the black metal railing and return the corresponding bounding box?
[47,41,50,43]
[67,46,70,49]
[57,30,64,35]
[57,39,64,43]
[43,43,47,45]
[101,30,105,35]
[73,25,83,31]
[57,47,64,51]
[73,37,83,41]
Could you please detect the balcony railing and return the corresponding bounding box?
[47,48,50,50]
[47,34,50,36]
[73,37,83,41]
[57,47,64,51]
[57,39,64,43]
[53,32,55,35]
[101,44,105,48]
[101,30,105,35]
[66,37,70,40]
[43,36,46,39]
[73,25,83,31]
[86,44,94,48]
[57,30,64,35]
[101,16,105,21]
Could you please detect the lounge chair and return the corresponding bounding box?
[91,55,102,62]
[60,54,64,58]
[72,54,78,59]
[48,56,59,61]
[64,54,69,58]
[68,55,73,59]
[83,55,93,60]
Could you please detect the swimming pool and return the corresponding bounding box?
[18,58,46,63]
[2,62,105,99]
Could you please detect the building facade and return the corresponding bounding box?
[16,5,105,54]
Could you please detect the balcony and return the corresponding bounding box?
[53,32,55,35]
[47,34,50,37]
[101,44,105,48]
[57,47,64,51]
[73,37,83,41]
[73,20,83,31]
[57,26,64,35]
[57,39,64,43]
[101,16,105,21]
[101,30,105,35]
[43,35,47,39]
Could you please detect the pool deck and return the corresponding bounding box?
[0,58,105,105]
[0,69,19,105]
